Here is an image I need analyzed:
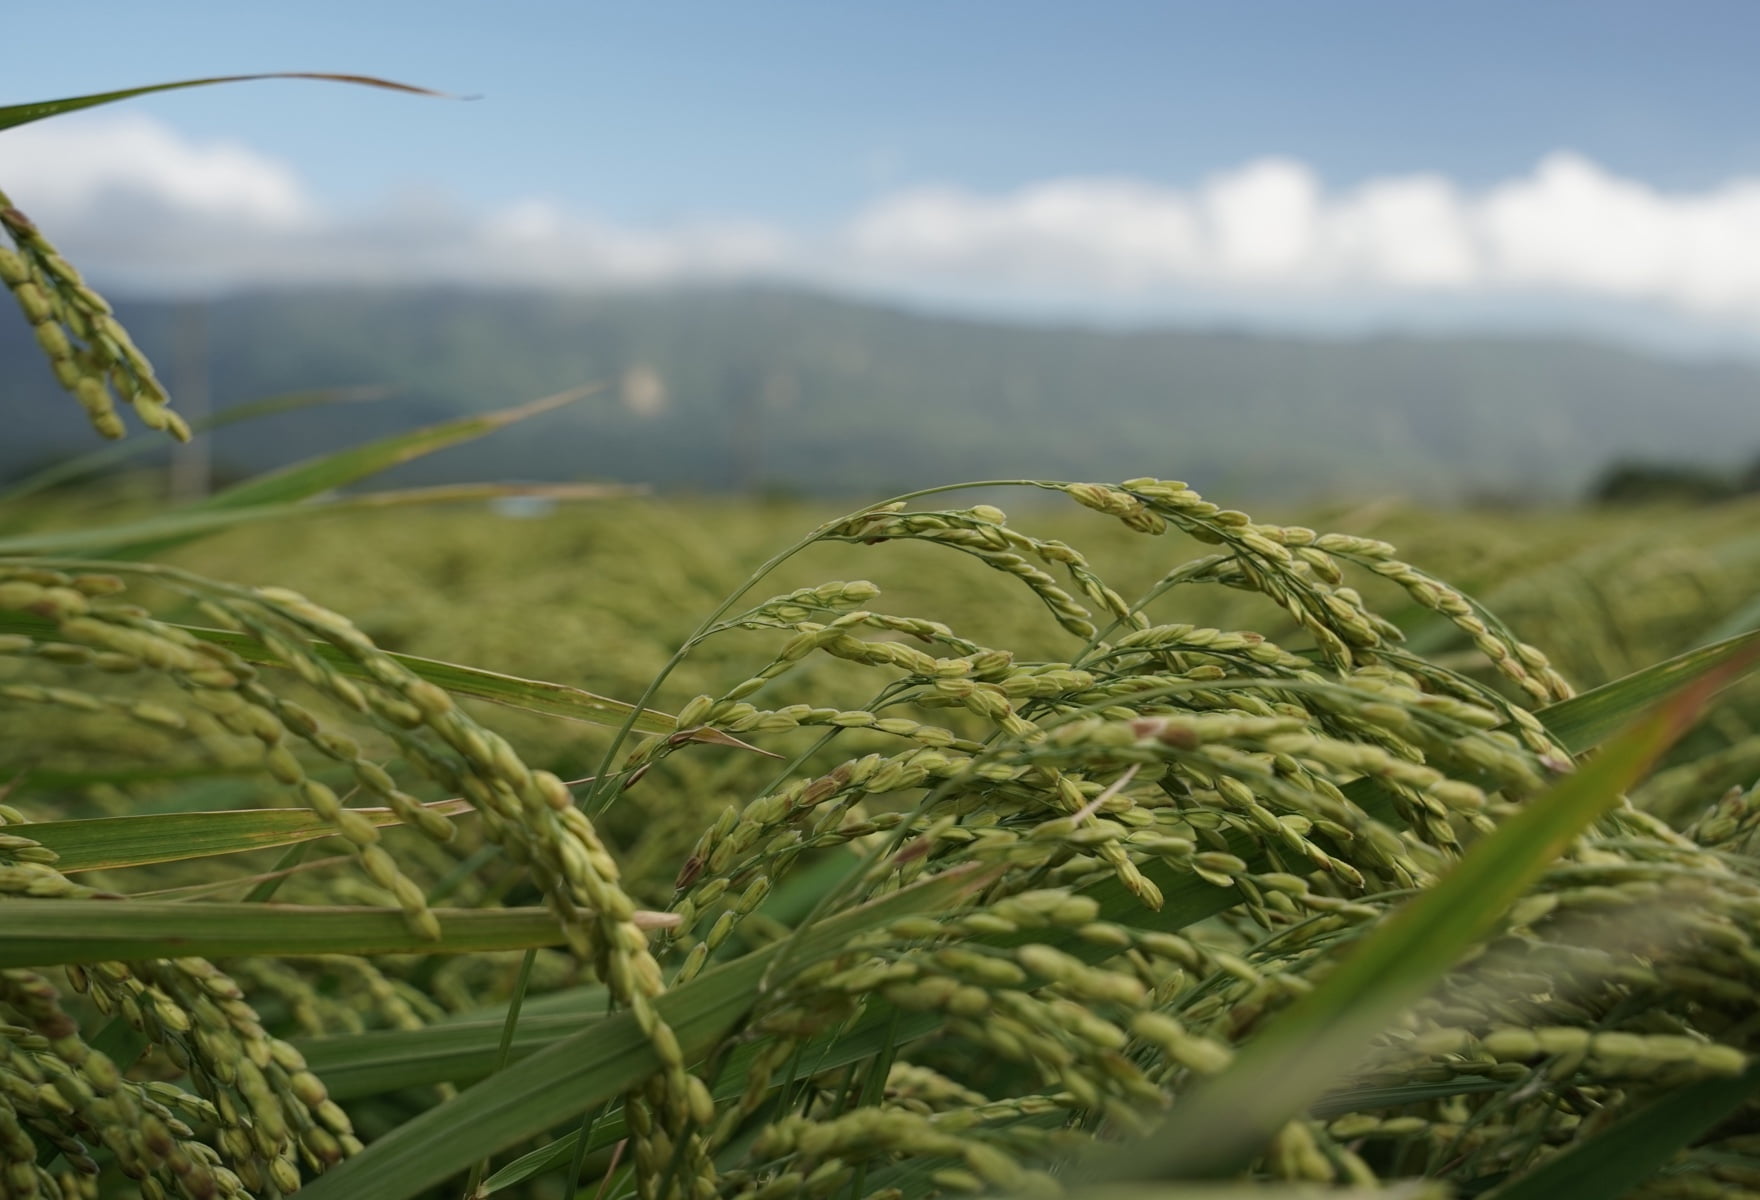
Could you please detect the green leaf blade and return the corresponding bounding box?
[195,386,599,511]
[0,901,581,965]
[0,386,390,507]
[0,74,453,133]
[21,800,473,874]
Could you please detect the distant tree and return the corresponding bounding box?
[1590,460,1736,505]
[1738,451,1760,495]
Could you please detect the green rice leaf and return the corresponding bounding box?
[19,799,473,874]
[0,901,609,966]
[0,386,390,506]
[301,1012,612,1101]
[1,763,259,790]
[56,385,606,557]
[0,481,637,557]
[1539,628,1760,753]
[0,74,452,133]
[195,385,598,511]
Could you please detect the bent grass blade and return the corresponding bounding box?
[0,385,392,507]
[20,799,474,874]
[0,901,664,966]
[0,73,456,133]
[193,385,600,511]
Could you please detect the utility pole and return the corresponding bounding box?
[169,298,211,500]
[728,361,764,494]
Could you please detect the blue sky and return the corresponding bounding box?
[10,2,1760,346]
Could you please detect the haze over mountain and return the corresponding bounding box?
[4,286,1754,503]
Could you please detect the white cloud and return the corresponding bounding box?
[0,115,777,292]
[847,179,1206,288]
[1206,158,1321,278]
[1,113,311,228]
[1322,174,1478,287]
[476,199,788,286]
[838,153,1760,328]
[10,114,1760,337]
[1478,152,1760,315]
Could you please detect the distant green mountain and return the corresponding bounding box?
[3,286,1755,502]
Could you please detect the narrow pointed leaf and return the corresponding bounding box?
[0,902,626,966]
[301,1013,613,1100]
[0,74,453,133]
[1538,628,1760,753]
[0,481,636,557]
[196,385,599,510]
[20,799,473,874]
[3,763,259,789]
[295,638,714,738]
[0,386,390,506]
[140,849,345,901]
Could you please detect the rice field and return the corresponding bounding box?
[7,73,1760,1200]
[4,467,1760,1200]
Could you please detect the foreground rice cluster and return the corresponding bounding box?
[4,459,1760,1200]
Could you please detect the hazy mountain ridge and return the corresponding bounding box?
[3,286,1754,502]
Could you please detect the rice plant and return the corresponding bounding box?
[3,76,1760,1200]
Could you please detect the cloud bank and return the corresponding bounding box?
[10,114,1760,338]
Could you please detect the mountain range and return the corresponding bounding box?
[3,286,1755,503]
